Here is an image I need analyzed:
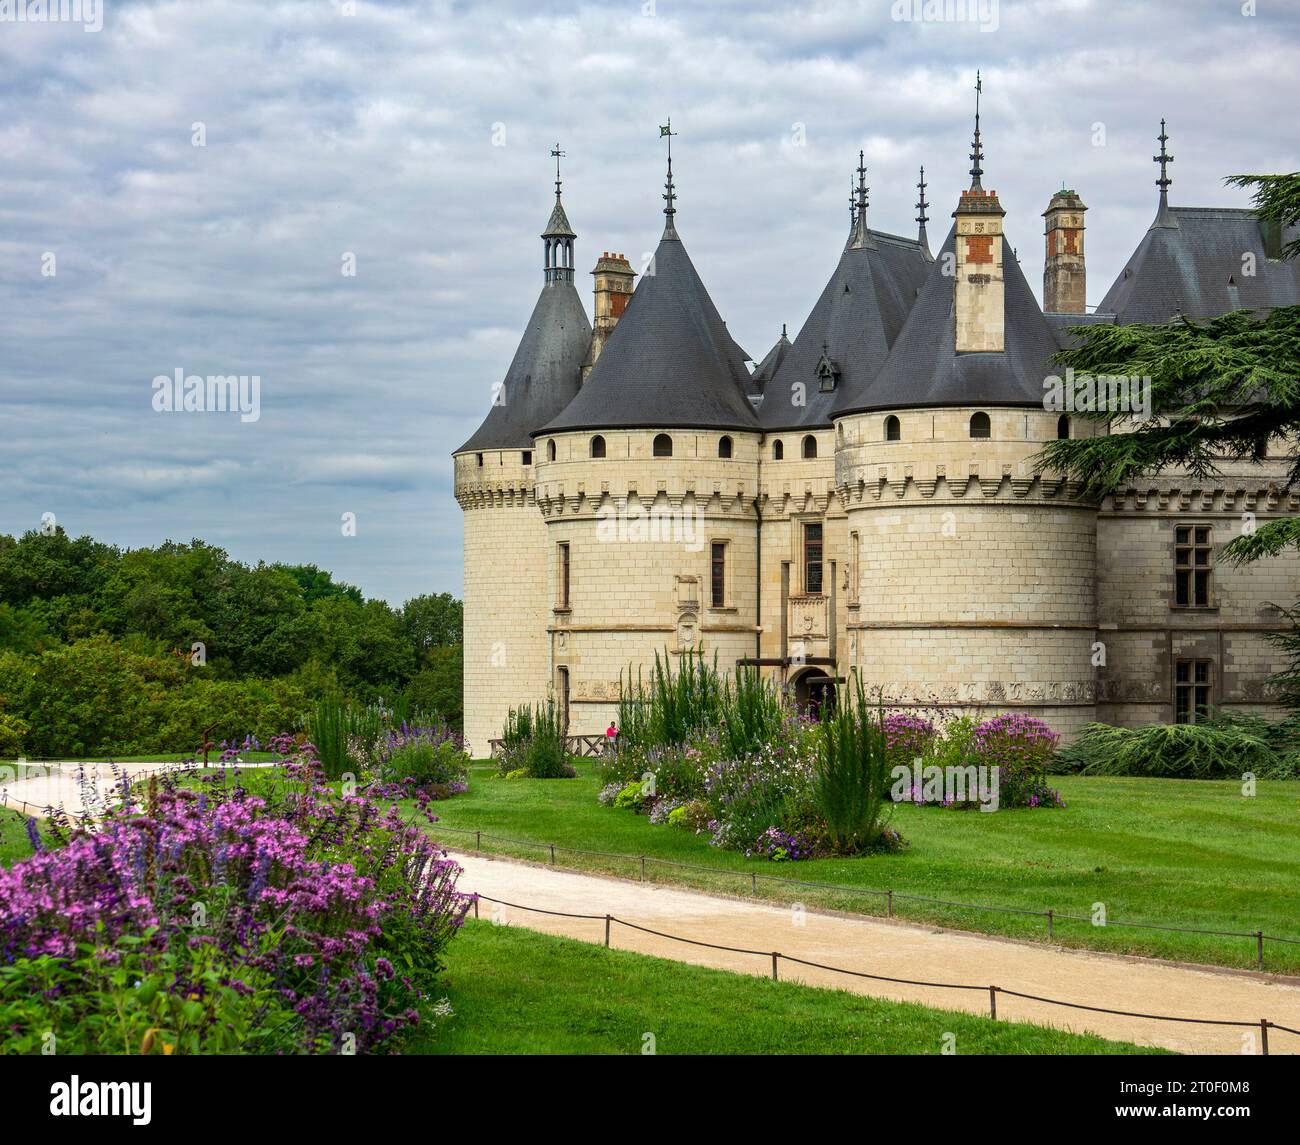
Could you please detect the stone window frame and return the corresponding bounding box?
[1173,658,1215,724]
[708,538,732,610]
[1172,523,1215,610]
[801,519,824,596]
[555,541,571,612]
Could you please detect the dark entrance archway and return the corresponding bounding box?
[792,668,837,721]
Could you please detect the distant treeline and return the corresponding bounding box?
[0,529,462,758]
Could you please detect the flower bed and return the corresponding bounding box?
[0,737,472,1054]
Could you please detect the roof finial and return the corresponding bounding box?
[916,164,930,252]
[550,142,565,204]
[969,70,985,191]
[659,119,678,237]
[1153,118,1175,227]
[847,149,874,250]
[849,177,856,226]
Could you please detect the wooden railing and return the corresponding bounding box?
[488,734,610,759]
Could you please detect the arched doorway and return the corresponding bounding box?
[792,669,837,721]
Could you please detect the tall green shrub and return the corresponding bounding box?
[814,677,892,854]
[310,696,350,779]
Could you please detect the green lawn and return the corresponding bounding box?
[410,920,1165,1055]
[415,761,1300,973]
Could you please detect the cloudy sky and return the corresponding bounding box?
[2,0,1297,604]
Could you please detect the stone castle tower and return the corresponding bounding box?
[454,99,1300,757]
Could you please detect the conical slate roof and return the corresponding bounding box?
[456,279,591,452]
[539,231,759,434]
[838,225,1061,414]
[760,228,929,429]
[747,327,792,398]
[1098,207,1300,325]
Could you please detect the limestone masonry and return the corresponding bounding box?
[453,111,1300,757]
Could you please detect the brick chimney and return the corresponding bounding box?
[953,187,1006,353]
[1042,189,1087,314]
[583,252,635,380]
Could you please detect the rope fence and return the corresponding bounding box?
[433,823,1300,970]
[470,892,1298,1054]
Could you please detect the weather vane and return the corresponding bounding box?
[550,142,565,202]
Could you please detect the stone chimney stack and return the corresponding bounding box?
[583,252,636,380]
[1042,189,1087,314]
[953,187,1007,353]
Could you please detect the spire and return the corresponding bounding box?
[915,164,930,254]
[660,119,678,239]
[847,149,875,250]
[541,143,576,283]
[551,142,565,204]
[969,69,985,191]
[1152,118,1177,228]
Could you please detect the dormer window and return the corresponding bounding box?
[815,346,840,394]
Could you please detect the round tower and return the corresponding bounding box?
[453,153,591,757]
[833,78,1100,739]
[532,138,764,734]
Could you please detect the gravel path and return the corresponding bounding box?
[451,851,1300,1055]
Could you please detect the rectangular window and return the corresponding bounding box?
[556,667,570,734]
[1174,525,1213,608]
[1174,659,1213,724]
[803,522,823,595]
[710,542,727,607]
[557,542,570,609]
[521,450,532,466]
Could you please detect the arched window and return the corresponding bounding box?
[884,415,901,442]
[718,435,733,459]
[773,439,784,461]
[652,433,673,458]
[1057,414,1070,440]
[590,435,606,458]
[969,412,991,439]
[547,439,557,461]
[802,435,817,459]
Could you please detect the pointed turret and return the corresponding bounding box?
[540,129,756,434]
[760,160,930,430]
[456,156,591,453]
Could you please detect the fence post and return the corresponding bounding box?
[473,897,480,920]
[988,985,998,1020]
[771,952,779,981]
[550,843,556,865]
[605,914,611,948]
[1047,909,1054,940]
[475,830,481,853]
[886,889,893,918]
[751,872,757,896]
[640,855,646,882]
[1256,930,1264,971]
[1260,1019,1270,1056]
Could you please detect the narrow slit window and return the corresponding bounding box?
[710,542,727,607]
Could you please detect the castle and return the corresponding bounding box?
[453,102,1300,758]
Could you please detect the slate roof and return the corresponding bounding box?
[757,226,930,430]
[538,230,760,434]
[1098,207,1300,324]
[456,279,591,453]
[837,225,1063,413]
[747,328,792,398]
